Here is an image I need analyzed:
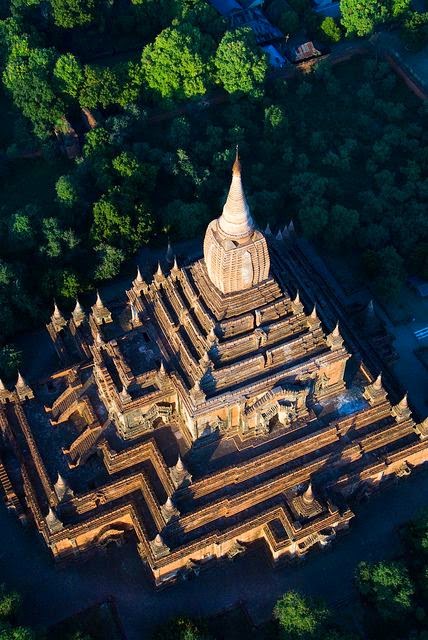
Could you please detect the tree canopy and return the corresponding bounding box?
[356,561,414,621]
[341,0,411,36]
[273,591,330,639]
[141,24,213,100]
[214,27,268,98]
[50,0,97,29]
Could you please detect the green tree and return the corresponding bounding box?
[298,204,328,237]
[0,19,20,64]
[56,175,79,207]
[79,65,121,109]
[82,126,111,157]
[0,263,13,288]
[141,24,213,100]
[325,205,359,247]
[54,53,84,98]
[91,191,152,249]
[50,0,96,28]
[356,561,414,620]
[0,587,21,619]
[128,0,176,38]
[214,27,268,98]
[92,196,131,245]
[320,17,342,42]
[264,104,286,132]
[0,586,34,639]
[40,218,79,258]
[279,9,300,34]
[117,61,144,106]
[94,244,125,280]
[112,151,140,178]
[0,623,34,639]
[163,200,209,239]
[3,41,64,138]
[401,12,428,51]
[169,116,191,148]
[402,509,428,564]
[363,245,404,300]
[341,0,411,36]
[291,172,329,238]
[175,0,226,40]
[358,223,390,250]
[8,207,35,250]
[267,0,300,33]
[59,269,80,299]
[274,591,330,639]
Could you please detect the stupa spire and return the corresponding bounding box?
[16,371,26,388]
[218,149,254,239]
[73,298,83,315]
[232,144,241,175]
[373,373,382,390]
[302,481,314,504]
[53,300,62,319]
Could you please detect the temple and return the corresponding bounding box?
[0,157,427,586]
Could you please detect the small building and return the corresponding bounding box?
[288,40,323,63]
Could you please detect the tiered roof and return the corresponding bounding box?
[0,157,426,588]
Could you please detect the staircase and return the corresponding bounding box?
[65,420,109,467]
[0,460,22,514]
[50,387,80,422]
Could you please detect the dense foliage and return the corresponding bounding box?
[0,585,34,640]
[0,0,427,363]
[273,591,331,639]
[340,0,411,36]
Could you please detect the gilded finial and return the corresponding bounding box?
[232,145,241,176]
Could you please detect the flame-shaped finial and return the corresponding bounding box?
[53,300,62,319]
[232,145,241,176]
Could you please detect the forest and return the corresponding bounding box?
[0,0,428,376]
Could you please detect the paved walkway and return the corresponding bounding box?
[377,31,428,95]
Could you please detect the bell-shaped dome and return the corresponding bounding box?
[218,154,254,239]
[203,153,270,294]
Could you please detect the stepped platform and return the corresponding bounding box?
[0,157,427,587]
